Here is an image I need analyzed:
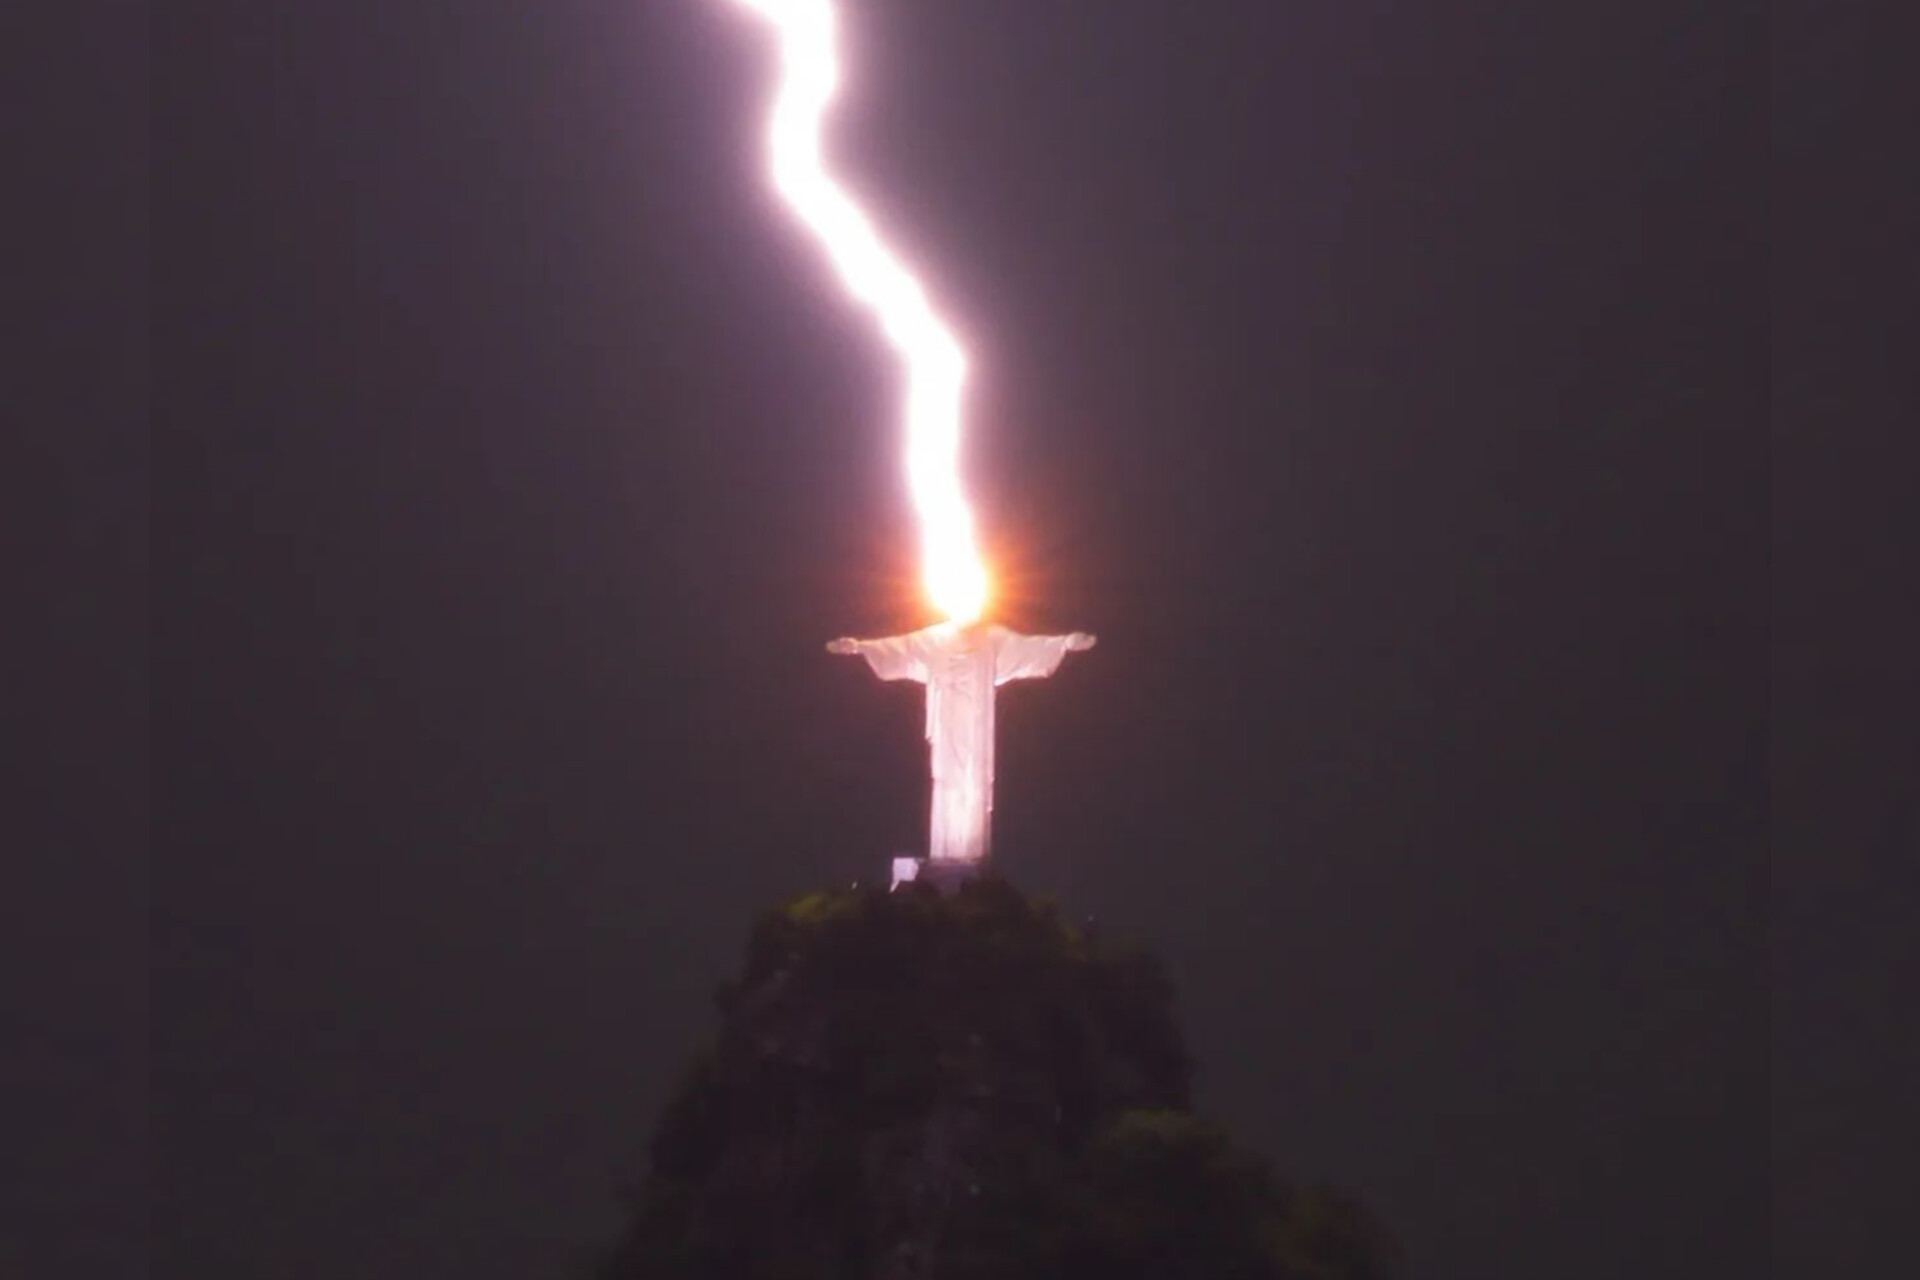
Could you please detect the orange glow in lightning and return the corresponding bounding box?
[724,0,989,623]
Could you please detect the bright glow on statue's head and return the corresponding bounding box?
[928,548,988,625]
[723,0,992,624]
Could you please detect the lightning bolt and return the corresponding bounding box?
[722,0,989,624]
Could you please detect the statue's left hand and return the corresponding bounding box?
[1067,632,1097,652]
[826,637,861,655]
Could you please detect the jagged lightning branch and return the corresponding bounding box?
[722,0,989,623]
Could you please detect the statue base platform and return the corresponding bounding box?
[890,856,982,893]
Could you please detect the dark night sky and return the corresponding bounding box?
[140,2,1767,1277]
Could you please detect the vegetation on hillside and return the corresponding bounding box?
[597,878,1393,1279]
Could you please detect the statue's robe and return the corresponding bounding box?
[849,624,1080,863]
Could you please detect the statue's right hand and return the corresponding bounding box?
[826,638,860,655]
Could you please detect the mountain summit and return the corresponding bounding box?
[598,878,1392,1280]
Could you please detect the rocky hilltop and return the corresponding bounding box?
[597,878,1390,1280]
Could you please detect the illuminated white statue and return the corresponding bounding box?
[828,623,1095,869]
[724,0,1098,882]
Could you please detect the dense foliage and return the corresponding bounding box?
[597,878,1392,1280]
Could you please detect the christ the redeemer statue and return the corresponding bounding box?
[828,622,1095,879]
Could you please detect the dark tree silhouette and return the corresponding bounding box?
[596,879,1393,1280]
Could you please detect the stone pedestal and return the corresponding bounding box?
[890,856,982,893]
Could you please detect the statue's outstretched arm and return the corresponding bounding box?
[826,632,927,682]
[994,629,1096,684]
